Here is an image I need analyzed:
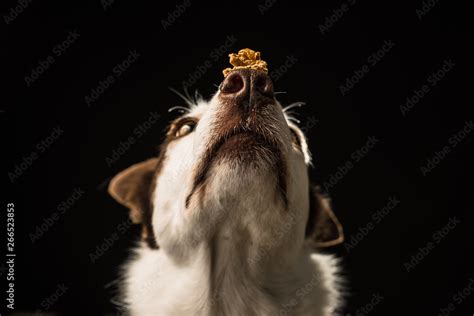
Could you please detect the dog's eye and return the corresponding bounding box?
[175,121,196,138]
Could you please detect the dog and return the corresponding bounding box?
[108,67,344,315]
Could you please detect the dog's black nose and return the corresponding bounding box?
[220,69,274,108]
[252,72,274,97]
[220,71,245,94]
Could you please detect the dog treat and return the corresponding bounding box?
[223,48,268,77]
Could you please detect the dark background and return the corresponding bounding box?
[2,0,473,315]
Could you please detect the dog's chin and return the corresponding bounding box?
[213,132,280,168]
[186,130,288,209]
[207,134,289,208]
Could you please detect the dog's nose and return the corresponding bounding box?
[220,69,274,108]
[252,73,274,97]
[220,71,245,94]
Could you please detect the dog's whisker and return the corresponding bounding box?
[110,297,127,308]
[287,117,301,124]
[284,110,301,124]
[168,106,191,113]
[183,85,193,103]
[194,90,203,103]
[169,87,196,107]
[274,91,287,95]
[283,102,305,113]
[284,110,298,117]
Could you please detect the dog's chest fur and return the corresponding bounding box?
[123,242,340,316]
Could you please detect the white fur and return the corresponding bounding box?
[121,93,342,315]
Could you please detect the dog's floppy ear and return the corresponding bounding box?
[108,158,159,248]
[305,185,344,248]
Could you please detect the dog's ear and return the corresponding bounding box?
[305,185,344,248]
[108,158,158,248]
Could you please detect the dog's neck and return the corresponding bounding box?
[174,233,305,316]
[205,223,284,314]
[161,204,310,315]
[206,238,274,314]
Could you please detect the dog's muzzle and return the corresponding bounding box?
[185,69,288,209]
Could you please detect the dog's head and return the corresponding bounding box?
[108,68,343,259]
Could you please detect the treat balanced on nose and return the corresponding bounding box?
[223,48,268,77]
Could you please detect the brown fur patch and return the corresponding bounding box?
[108,158,160,249]
[305,185,344,248]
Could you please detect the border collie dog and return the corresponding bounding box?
[109,68,344,315]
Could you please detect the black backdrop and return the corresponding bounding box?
[2,0,473,315]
